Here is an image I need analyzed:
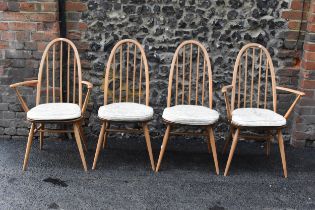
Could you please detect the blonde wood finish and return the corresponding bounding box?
[92,122,106,170]
[94,39,154,171]
[10,38,92,171]
[224,128,239,176]
[208,127,219,175]
[73,123,87,171]
[277,129,287,178]
[39,123,44,150]
[157,40,218,174]
[143,123,155,171]
[156,125,171,172]
[22,123,35,171]
[222,43,305,177]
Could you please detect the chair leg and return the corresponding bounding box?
[39,123,44,150]
[142,123,155,171]
[73,123,88,171]
[92,122,106,170]
[277,129,288,178]
[156,125,171,172]
[208,127,219,175]
[78,124,88,152]
[224,128,240,176]
[102,122,110,149]
[23,123,35,171]
[222,127,233,155]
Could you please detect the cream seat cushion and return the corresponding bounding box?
[27,103,81,121]
[162,105,219,125]
[98,102,154,122]
[232,108,286,127]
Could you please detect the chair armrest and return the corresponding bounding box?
[10,80,38,112]
[10,80,38,88]
[276,86,305,96]
[221,85,233,121]
[222,85,233,93]
[276,86,305,119]
[81,81,93,114]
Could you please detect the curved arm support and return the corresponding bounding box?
[81,81,93,114]
[221,85,233,121]
[276,86,305,119]
[10,80,38,112]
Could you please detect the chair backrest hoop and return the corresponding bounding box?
[103,39,150,106]
[36,38,83,107]
[230,43,277,112]
[167,40,213,108]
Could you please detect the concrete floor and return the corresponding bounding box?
[0,136,314,210]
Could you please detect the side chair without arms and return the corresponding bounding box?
[222,43,305,178]
[92,39,155,171]
[10,38,93,171]
[155,40,220,174]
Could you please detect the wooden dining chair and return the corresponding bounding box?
[221,43,305,178]
[10,38,93,171]
[92,39,155,171]
[155,40,219,174]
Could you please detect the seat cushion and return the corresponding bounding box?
[162,105,219,125]
[98,102,154,122]
[27,103,81,121]
[232,108,286,127]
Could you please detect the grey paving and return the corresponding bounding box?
[0,136,314,210]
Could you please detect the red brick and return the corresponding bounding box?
[301,80,315,89]
[20,2,38,12]
[290,0,309,10]
[16,31,30,41]
[8,22,37,31]
[0,22,9,30]
[302,60,315,70]
[31,32,58,41]
[37,22,59,32]
[304,43,315,51]
[1,31,15,41]
[0,41,8,49]
[41,2,58,12]
[0,2,7,11]
[281,10,303,20]
[65,2,87,12]
[304,51,315,61]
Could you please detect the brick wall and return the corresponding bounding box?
[0,0,314,147]
[0,0,59,140]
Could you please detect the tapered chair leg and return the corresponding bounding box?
[78,124,88,152]
[208,127,219,175]
[102,122,110,149]
[23,123,35,171]
[142,123,155,171]
[156,125,171,172]
[73,123,88,171]
[222,128,233,155]
[224,128,240,176]
[92,122,106,170]
[277,129,288,178]
[39,123,44,150]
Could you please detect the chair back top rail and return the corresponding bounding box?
[36,38,83,107]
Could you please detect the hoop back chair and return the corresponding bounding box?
[155,40,219,174]
[92,39,155,171]
[222,43,305,177]
[10,38,93,171]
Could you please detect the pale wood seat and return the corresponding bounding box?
[222,43,305,178]
[92,39,155,171]
[156,40,219,174]
[98,102,153,122]
[10,38,93,171]
[163,105,219,125]
[27,103,81,121]
[232,108,286,127]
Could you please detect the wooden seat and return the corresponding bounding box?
[222,43,305,178]
[10,38,93,171]
[155,40,219,174]
[92,39,155,171]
